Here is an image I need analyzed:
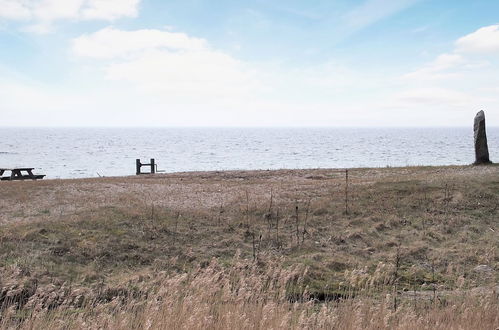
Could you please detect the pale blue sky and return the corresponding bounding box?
[1,0,499,126]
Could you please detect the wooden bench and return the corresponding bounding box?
[0,168,45,181]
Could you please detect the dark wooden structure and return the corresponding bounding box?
[136,159,156,175]
[0,168,45,181]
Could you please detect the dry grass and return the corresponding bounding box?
[0,164,498,329]
[1,255,497,329]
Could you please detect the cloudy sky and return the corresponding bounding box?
[1,0,499,127]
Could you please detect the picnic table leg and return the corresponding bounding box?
[11,170,18,180]
[27,169,35,179]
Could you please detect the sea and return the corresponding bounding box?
[0,127,498,179]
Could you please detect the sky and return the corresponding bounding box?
[0,0,499,127]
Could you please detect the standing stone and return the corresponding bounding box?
[473,110,490,164]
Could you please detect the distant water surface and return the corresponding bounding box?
[0,127,497,179]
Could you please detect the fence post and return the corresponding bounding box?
[136,159,141,175]
[345,169,349,215]
[151,159,155,174]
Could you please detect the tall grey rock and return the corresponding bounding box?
[474,110,490,164]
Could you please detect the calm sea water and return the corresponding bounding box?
[0,127,497,179]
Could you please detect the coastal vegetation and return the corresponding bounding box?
[0,165,498,329]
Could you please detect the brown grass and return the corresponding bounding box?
[0,164,498,328]
[1,255,498,329]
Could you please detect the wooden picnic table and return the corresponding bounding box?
[0,168,45,181]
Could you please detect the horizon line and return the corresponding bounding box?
[1,125,497,129]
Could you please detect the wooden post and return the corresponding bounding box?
[150,159,155,174]
[345,169,349,215]
[136,159,141,175]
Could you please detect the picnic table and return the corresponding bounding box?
[0,168,45,181]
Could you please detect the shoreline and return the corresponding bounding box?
[4,162,496,182]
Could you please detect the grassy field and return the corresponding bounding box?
[0,165,498,328]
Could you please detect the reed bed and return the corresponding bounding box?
[1,255,497,329]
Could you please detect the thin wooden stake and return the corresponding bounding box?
[252,232,256,261]
[295,201,300,245]
[302,198,311,245]
[245,190,250,226]
[345,169,349,215]
[275,208,280,248]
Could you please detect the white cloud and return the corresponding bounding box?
[395,87,472,107]
[404,53,465,80]
[80,0,139,20]
[31,0,85,21]
[404,25,499,83]
[4,22,499,127]
[3,26,393,126]
[456,24,499,54]
[71,28,390,108]
[0,0,140,33]
[105,49,256,97]
[72,27,259,99]
[396,24,499,121]
[72,27,207,59]
[0,0,32,19]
